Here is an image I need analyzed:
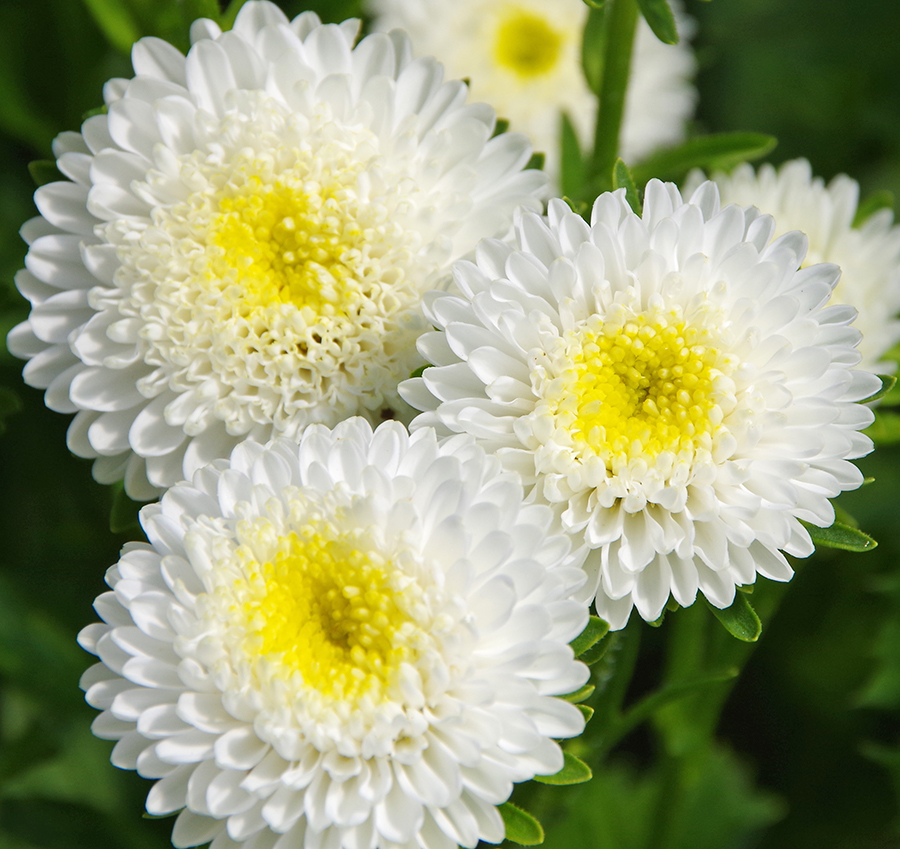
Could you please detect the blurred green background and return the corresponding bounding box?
[1,0,900,847]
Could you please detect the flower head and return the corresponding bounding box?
[687,159,900,372]
[368,0,697,185]
[402,182,878,628]
[8,1,547,499]
[79,418,588,849]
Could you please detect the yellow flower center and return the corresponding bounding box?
[542,309,735,471]
[224,522,423,702]
[206,158,369,317]
[493,8,564,79]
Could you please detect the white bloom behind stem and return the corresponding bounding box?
[688,159,900,373]
[368,0,697,186]
[402,182,879,629]
[8,1,547,499]
[79,418,588,849]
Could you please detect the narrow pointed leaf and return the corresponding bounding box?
[613,158,641,213]
[492,118,510,137]
[636,0,678,44]
[803,520,877,553]
[526,152,546,171]
[561,683,596,703]
[500,802,544,845]
[533,752,593,786]
[28,160,63,187]
[577,704,595,722]
[570,615,610,656]
[560,112,586,199]
[581,8,607,95]
[707,594,762,642]
[861,374,897,404]
[632,132,777,184]
[581,635,613,665]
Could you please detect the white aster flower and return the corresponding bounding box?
[687,159,900,372]
[78,418,588,849]
[7,1,547,500]
[368,0,697,185]
[401,182,878,629]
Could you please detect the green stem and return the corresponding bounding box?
[643,582,792,849]
[588,0,640,193]
[646,750,683,849]
[592,618,642,757]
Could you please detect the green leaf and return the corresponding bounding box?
[560,112,586,200]
[143,809,182,819]
[561,195,590,218]
[561,683,596,703]
[635,0,678,44]
[631,132,777,184]
[707,594,762,642]
[861,374,897,404]
[27,160,63,187]
[612,158,641,214]
[526,151,546,171]
[570,615,610,656]
[536,746,781,849]
[533,752,593,786]
[803,519,877,553]
[79,0,141,53]
[577,703,595,722]
[866,409,900,444]
[492,118,510,137]
[580,634,613,665]
[81,105,107,121]
[582,0,607,8]
[580,8,607,95]
[109,482,145,536]
[409,365,430,379]
[833,503,860,529]
[853,190,894,227]
[499,802,544,845]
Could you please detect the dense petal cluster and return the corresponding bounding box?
[687,159,900,372]
[368,0,697,184]
[8,1,546,499]
[402,182,878,628]
[78,418,588,849]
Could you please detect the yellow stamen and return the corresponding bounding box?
[494,8,564,79]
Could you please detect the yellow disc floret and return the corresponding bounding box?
[494,7,564,79]
[206,155,369,317]
[542,307,736,472]
[217,519,425,704]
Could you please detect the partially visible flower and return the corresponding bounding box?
[8,1,546,499]
[368,0,697,185]
[79,418,588,849]
[687,159,900,372]
[402,182,878,629]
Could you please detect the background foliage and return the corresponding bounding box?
[1,1,900,847]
